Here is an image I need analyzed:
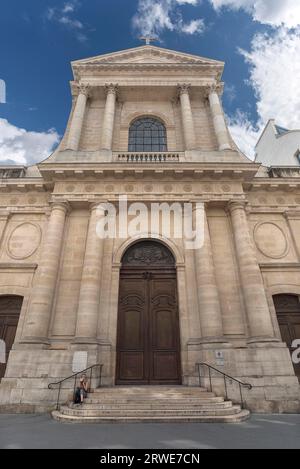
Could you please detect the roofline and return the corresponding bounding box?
[71,44,225,67]
[254,119,276,154]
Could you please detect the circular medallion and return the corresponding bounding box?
[183,184,192,193]
[66,185,75,193]
[124,185,134,193]
[258,197,267,204]
[254,222,289,259]
[164,184,173,193]
[221,184,231,193]
[28,197,37,205]
[105,185,114,193]
[7,223,41,260]
[10,197,19,205]
[85,185,95,193]
[144,185,153,193]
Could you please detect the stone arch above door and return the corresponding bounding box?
[113,235,184,266]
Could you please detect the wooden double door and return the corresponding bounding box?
[116,266,181,385]
[0,296,23,380]
[274,294,300,380]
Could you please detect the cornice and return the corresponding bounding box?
[73,63,224,81]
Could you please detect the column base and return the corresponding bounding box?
[219,144,232,151]
[198,337,232,349]
[247,336,281,347]
[19,337,50,347]
[70,337,100,346]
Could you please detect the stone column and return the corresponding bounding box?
[178,83,196,150]
[73,203,106,344]
[208,85,231,151]
[0,211,9,245]
[66,84,90,151]
[101,83,118,150]
[22,202,69,344]
[228,201,277,343]
[193,203,227,344]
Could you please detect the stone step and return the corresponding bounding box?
[51,386,250,424]
[91,386,208,395]
[59,404,242,418]
[84,396,222,404]
[70,402,234,411]
[52,409,250,424]
[82,399,227,409]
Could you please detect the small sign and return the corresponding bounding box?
[215,350,225,367]
[72,351,88,373]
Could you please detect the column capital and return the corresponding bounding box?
[177,83,191,97]
[90,201,108,213]
[105,83,119,97]
[0,210,10,221]
[284,209,300,220]
[227,200,247,214]
[76,83,91,98]
[207,82,223,97]
[49,200,71,214]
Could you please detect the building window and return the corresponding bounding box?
[128,117,167,152]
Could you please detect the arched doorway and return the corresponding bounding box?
[116,240,181,385]
[0,295,23,379]
[273,294,300,379]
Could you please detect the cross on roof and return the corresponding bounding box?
[139,36,156,46]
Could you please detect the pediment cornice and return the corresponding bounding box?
[72,46,224,79]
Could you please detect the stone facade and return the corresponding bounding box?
[0,45,299,413]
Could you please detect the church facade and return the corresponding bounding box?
[0,45,300,413]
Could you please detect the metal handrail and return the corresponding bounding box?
[48,364,103,410]
[196,362,252,409]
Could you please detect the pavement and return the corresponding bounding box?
[0,413,299,449]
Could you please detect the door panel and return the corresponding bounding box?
[0,296,23,380]
[274,294,300,380]
[116,270,181,385]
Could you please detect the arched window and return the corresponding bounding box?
[128,117,167,152]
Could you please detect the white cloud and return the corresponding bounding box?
[132,0,204,37]
[181,18,205,34]
[45,1,87,42]
[209,0,300,28]
[0,118,60,165]
[227,27,300,158]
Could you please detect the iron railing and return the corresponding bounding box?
[196,362,252,409]
[48,364,103,410]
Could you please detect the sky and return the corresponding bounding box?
[0,0,300,165]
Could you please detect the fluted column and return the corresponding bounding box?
[101,83,118,150]
[194,203,227,344]
[22,202,69,344]
[228,201,277,343]
[73,203,106,344]
[178,83,196,150]
[66,84,90,151]
[208,84,231,151]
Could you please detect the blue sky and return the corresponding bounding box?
[0,0,300,165]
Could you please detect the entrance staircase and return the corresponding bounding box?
[52,386,250,423]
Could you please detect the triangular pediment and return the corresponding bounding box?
[72,45,224,67]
